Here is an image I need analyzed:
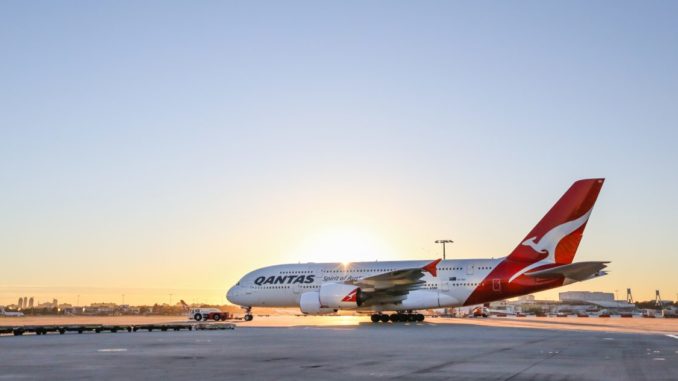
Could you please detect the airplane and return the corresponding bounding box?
[0,307,24,317]
[227,178,608,323]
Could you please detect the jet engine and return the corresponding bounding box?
[299,292,337,315]
[319,283,364,308]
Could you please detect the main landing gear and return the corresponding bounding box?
[242,306,253,322]
[370,312,425,323]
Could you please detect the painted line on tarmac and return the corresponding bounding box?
[665,334,678,340]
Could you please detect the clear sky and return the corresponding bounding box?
[1,1,677,306]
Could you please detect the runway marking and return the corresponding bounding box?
[665,334,678,340]
[97,348,128,352]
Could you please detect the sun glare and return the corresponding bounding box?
[291,227,393,264]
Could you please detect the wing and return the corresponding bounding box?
[347,259,441,306]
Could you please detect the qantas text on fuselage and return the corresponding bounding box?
[227,179,608,322]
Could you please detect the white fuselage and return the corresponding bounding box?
[226,258,503,311]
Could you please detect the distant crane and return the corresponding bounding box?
[655,290,663,308]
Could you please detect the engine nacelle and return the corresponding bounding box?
[319,283,364,308]
[299,292,337,315]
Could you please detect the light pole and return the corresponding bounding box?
[435,240,454,260]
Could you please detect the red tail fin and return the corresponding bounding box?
[507,178,604,265]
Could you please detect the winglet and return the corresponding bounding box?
[422,259,442,277]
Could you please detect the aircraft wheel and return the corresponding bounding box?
[379,314,389,323]
[194,313,203,321]
[407,314,416,322]
[244,314,253,322]
[213,313,221,321]
[416,314,425,322]
[370,314,380,323]
[390,314,400,323]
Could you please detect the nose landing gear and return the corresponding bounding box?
[242,306,253,322]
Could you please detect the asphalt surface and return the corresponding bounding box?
[1,322,677,380]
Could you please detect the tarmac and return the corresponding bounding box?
[1,316,677,380]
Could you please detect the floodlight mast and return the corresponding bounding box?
[434,239,454,260]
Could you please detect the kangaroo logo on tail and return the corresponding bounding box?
[509,208,592,283]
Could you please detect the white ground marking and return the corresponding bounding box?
[665,334,678,340]
[97,348,128,352]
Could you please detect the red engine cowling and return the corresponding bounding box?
[319,283,364,308]
[299,292,337,315]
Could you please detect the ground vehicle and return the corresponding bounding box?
[472,306,489,318]
[179,300,228,321]
[188,307,226,321]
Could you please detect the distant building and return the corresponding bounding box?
[90,303,117,309]
[28,297,34,308]
[557,292,634,313]
[84,303,118,314]
[18,298,23,309]
[559,291,614,302]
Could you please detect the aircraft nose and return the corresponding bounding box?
[226,285,241,305]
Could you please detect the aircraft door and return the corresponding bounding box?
[492,279,501,292]
[466,264,475,275]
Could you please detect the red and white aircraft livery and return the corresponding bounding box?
[227,179,607,323]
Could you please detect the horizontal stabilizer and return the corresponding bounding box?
[525,261,609,282]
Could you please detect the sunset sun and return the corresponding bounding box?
[291,227,394,264]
